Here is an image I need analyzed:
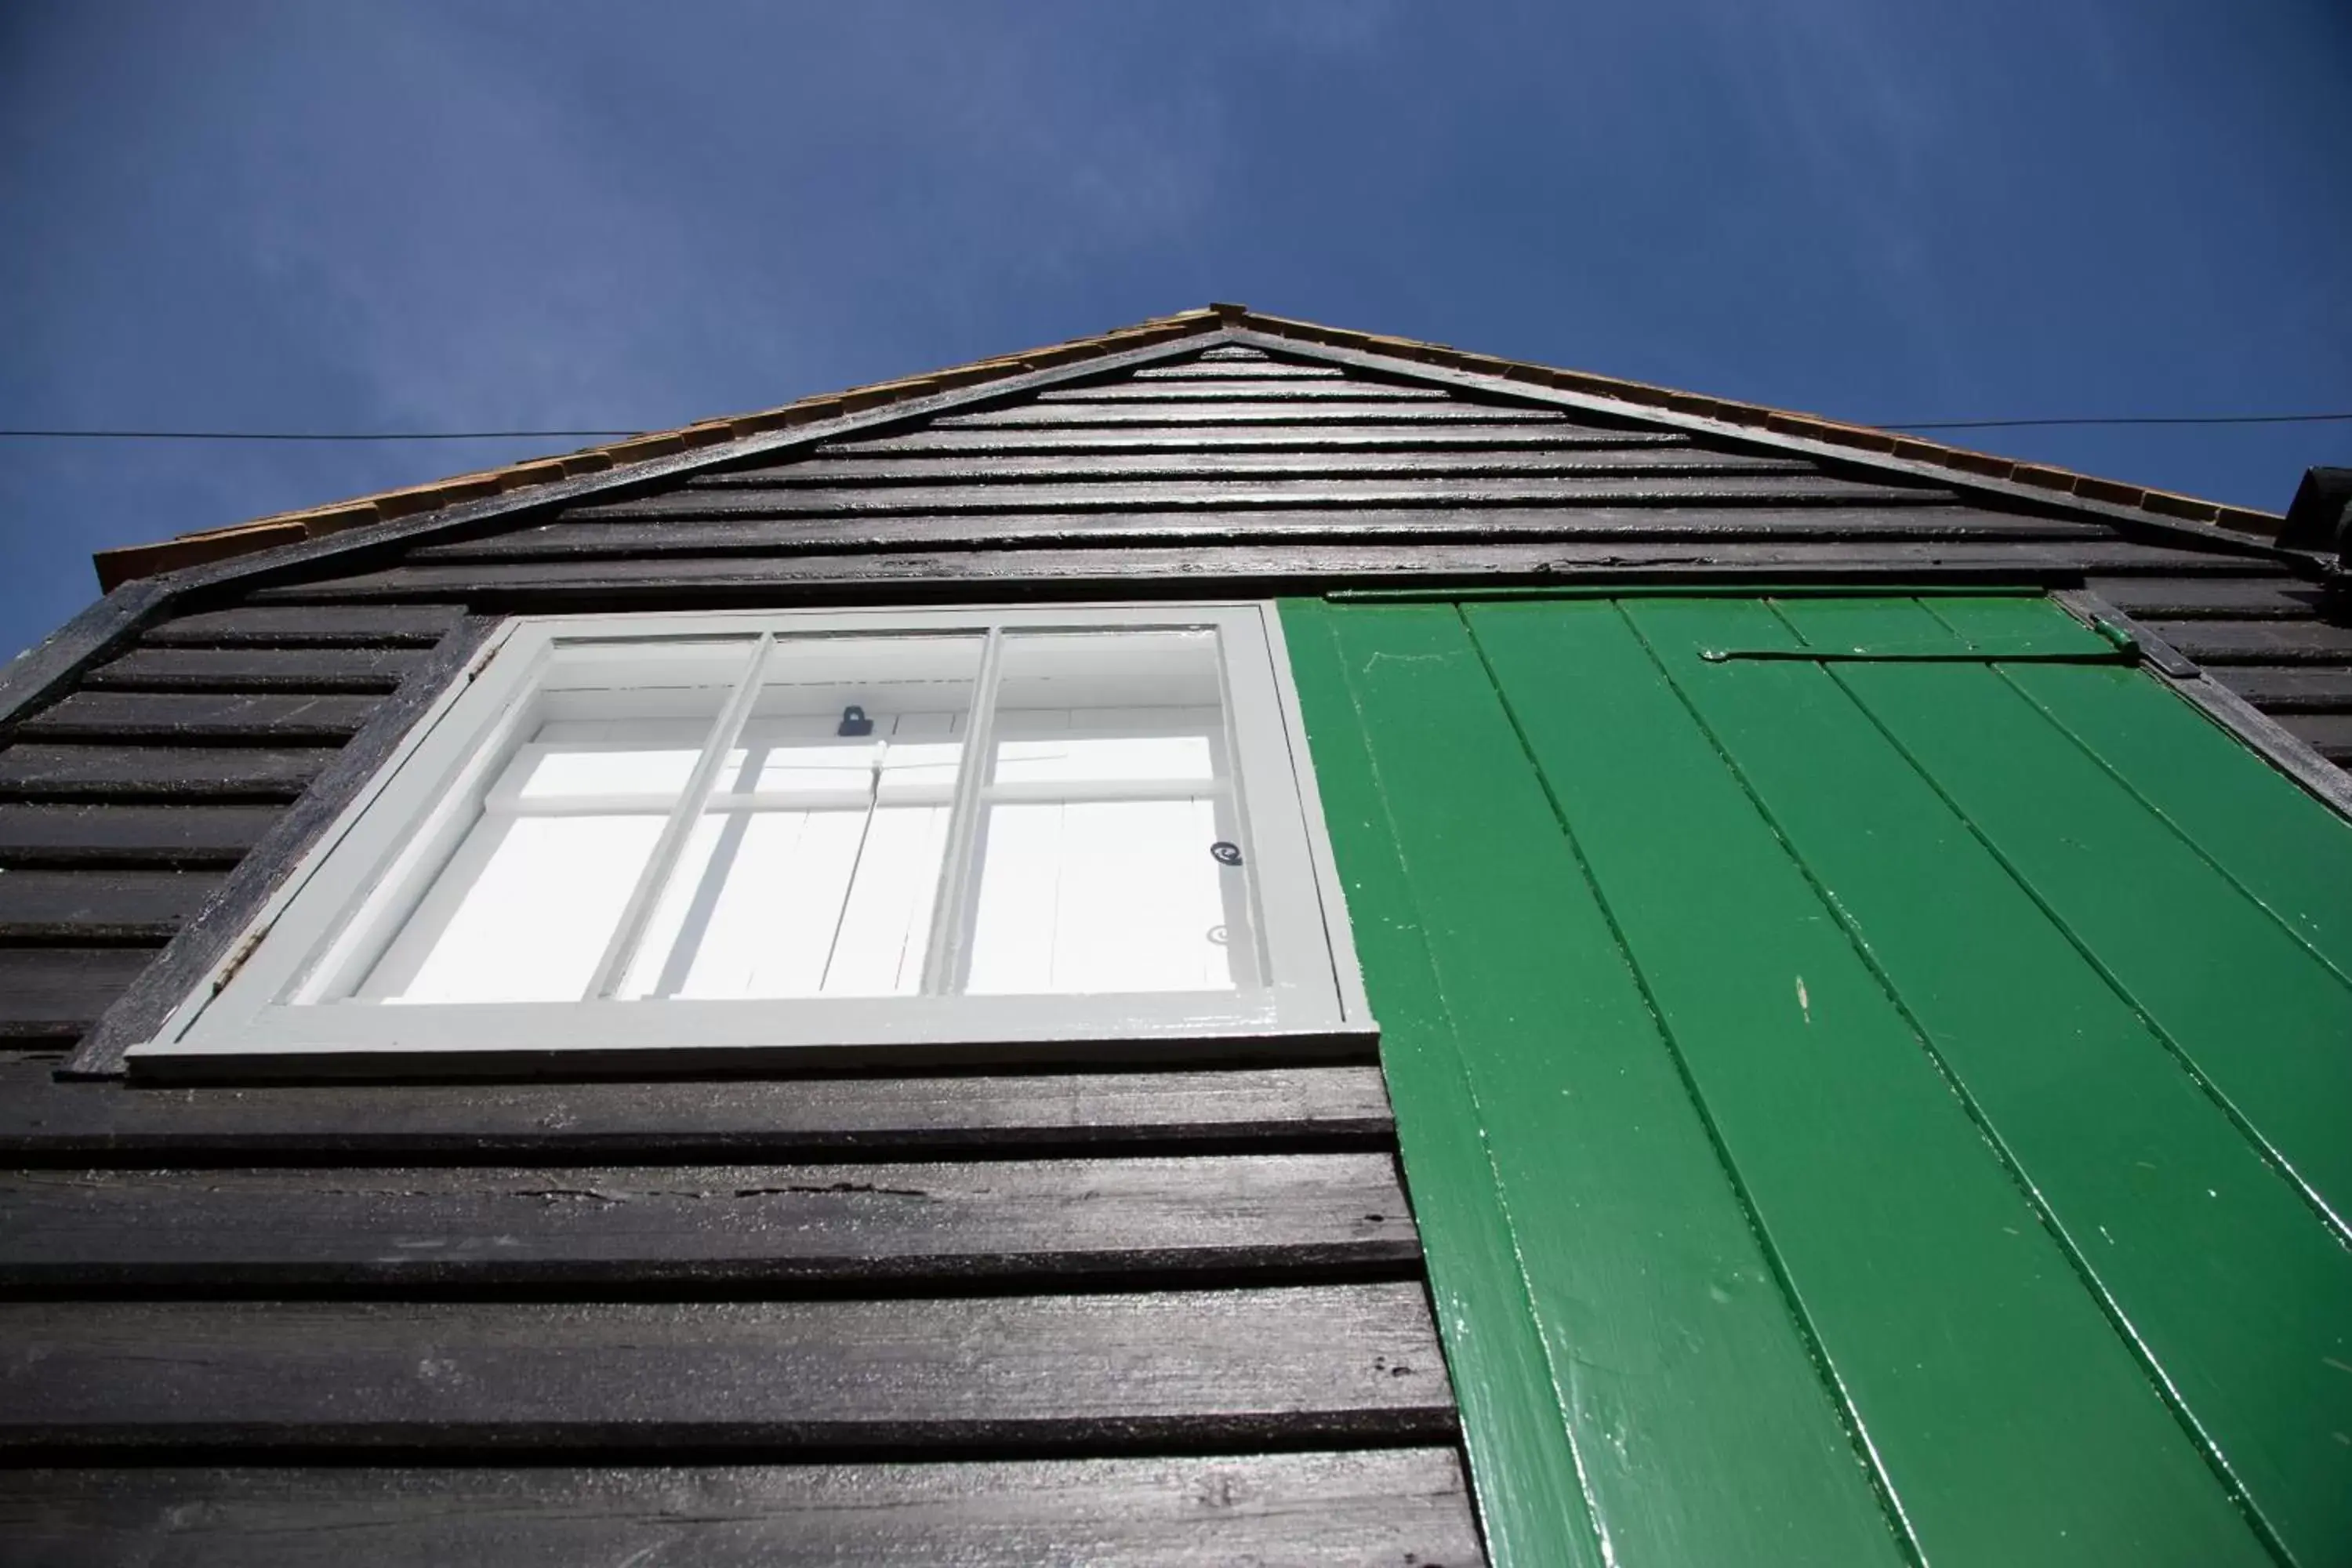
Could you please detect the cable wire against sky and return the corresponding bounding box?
[0,413,2349,441]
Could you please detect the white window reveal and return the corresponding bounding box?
[132,604,1369,1072]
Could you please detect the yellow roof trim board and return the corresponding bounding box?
[91,303,2290,590]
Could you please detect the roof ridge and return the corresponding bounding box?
[91,304,2284,589]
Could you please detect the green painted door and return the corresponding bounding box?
[1283,593,2352,1568]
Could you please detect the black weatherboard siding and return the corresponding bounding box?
[1,335,2345,1563]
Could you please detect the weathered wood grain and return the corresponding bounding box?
[83,646,426,692]
[13,691,381,744]
[0,804,278,867]
[826,423,1672,454]
[0,581,170,737]
[2213,666,2352,710]
[568,474,1953,521]
[0,1153,1417,1289]
[141,605,468,648]
[0,1284,1457,1451]
[2146,619,2352,663]
[0,869,223,943]
[940,400,1552,427]
[0,948,159,1039]
[0,1449,1486,1568]
[2275,710,2352,760]
[0,1058,1394,1161]
[1133,356,1347,377]
[1033,381,1454,403]
[246,539,2274,605]
[2082,575,2319,619]
[430,509,2096,566]
[699,446,1817,485]
[0,743,334,801]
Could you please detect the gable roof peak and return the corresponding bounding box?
[92,305,2292,589]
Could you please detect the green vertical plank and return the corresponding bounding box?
[1778,597,2352,1238]
[1280,599,1602,1568]
[1636,594,2351,1566]
[1467,598,2272,1568]
[1282,599,1904,1568]
[1935,595,2352,983]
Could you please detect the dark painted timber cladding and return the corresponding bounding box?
[1,1450,1486,1568]
[0,1153,1417,1289]
[2,343,2340,1562]
[0,1285,1451,1451]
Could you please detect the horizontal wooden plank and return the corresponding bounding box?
[0,869,223,943]
[827,423,1675,455]
[2083,575,2319,619]
[0,948,155,1040]
[441,509,2094,566]
[142,605,467,648]
[57,618,499,1082]
[0,804,278,868]
[1034,380,1454,402]
[82,646,426,692]
[0,1449,1486,1568]
[938,400,1555,427]
[13,691,380,745]
[2275,710,2352,760]
[1133,357,1347,379]
[0,1058,1395,1161]
[2214,665,2352,710]
[0,1153,1417,1289]
[249,539,2273,605]
[0,1283,1455,1451]
[568,474,1958,522]
[702,446,1818,486]
[0,743,333,802]
[2148,619,2352,664]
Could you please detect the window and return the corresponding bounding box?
[132,604,1368,1072]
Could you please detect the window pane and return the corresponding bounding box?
[991,721,1219,786]
[964,798,1237,994]
[351,641,764,1004]
[620,635,980,999]
[509,718,710,802]
[376,814,666,1003]
[958,626,1249,996]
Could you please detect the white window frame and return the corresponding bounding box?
[129,602,1371,1074]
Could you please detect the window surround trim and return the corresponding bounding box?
[128,601,1374,1079]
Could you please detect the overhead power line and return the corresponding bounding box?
[0,412,2347,441]
[1882,412,2352,431]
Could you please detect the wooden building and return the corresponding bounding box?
[3,304,2348,1566]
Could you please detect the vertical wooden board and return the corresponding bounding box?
[1283,600,1904,1568]
[1281,600,1601,1568]
[1636,595,2352,1566]
[1778,597,2352,1239]
[1465,599,2271,1568]
[1936,596,2352,983]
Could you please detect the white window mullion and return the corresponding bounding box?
[584,632,775,1000]
[919,626,1005,996]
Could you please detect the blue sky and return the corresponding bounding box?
[3,0,2347,658]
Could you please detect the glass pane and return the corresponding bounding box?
[510,721,708,803]
[381,816,666,1003]
[621,634,981,999]
[958,626,1248,996]
[964,798,1236,994]
[353,637,761,1004]
[989,629,1225,786]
